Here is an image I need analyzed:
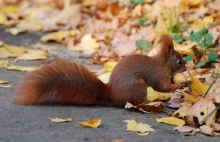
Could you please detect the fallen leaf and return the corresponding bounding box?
[147,87,173,101]
[186,99,216,125]
[200,125,214,136]
[0,60,9,68]
[168,91,185,108]
[80,119,102,128]
[172,105,191,118]
[104,62,118,72]
[212,123,220,132]
[0,80,8,84]
[189,74,209,97]
[0,80,11,88]
[48,118,72,123]
[41,30,76,43]
[179,91,198,103]
[124,120,155,135]
[125,102,164,113]
[174,126,199,133]
[17,49,47,60]
[4,44,27,55]
[69,34,99,53]
[82,0,98,7]
[156,117,186,126]
[98,72,111,84]
[110,138,126,142]
[5,65,36,72]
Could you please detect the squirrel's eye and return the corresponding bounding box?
[177,60,182,65]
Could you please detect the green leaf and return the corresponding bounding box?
[198,42,206,47]
[136,40,153,52]
[184,54,195,62]
[204,33,213,45]
[173,35,183,43]
[196,61,208,68]
[138,18,148,26]
[187,28,208,43]
[208,52,218,61]
[132,0,145,5]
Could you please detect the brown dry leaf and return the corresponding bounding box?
[48,118,72,123]
[98,72,111,84]
[41,30,76,43]
[125,102,164,113]
[110,138,126,142]
[200,125,214,136]
[0,60,9,68]
[17,49,47,60]
[156,117,186,126]
[212,123,220,132]
[186,99,216,125]
[80,119,102,128]
[5,65,36,72]
[189,74,209,97]
[174,126,199,133]
[124,120,155,136]
[172,105,191,118]
[168,91,185,108]
[147,87,173,101]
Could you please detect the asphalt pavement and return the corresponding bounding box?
[0,26,219,142]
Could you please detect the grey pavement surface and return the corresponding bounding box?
[0,26,219,142]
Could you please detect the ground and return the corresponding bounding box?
[0,26,219,142]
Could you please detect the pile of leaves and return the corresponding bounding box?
[1,0,220,137]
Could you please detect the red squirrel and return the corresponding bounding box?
[14,34,187,106]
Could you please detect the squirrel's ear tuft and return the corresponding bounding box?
[167,45,174,55]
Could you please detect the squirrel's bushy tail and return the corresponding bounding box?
[14,59,111,105]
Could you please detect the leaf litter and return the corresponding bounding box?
[0,0,220,137]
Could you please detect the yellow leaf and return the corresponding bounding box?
[0,11,7,24]
[48,118,72,123]
[136,132,149,136]
[4,44,27,56]
[98,72,111,84]
[0,60,9,68]
[80,119,102,128]
[17,49,47,60]
[104,62,118,72]
[41,30,76,42]
[82,0,98,6]
[2,6,19,14]
[189,74,209,97]
[5,65,36,72]
[188,0,204,7]
[0,80,11,88]
[203,16,214,27]
[156,117,185,126]
[147,87,173,101]
[124,120,155,134]
[0,48,17,58]
[0,80,8,84]
[179,90,198,103]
